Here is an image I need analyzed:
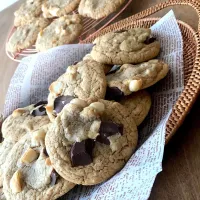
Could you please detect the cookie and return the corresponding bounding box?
[2,102,50,142]
[120,90,151,126]
[83,53,112,74]
[36,15,83,52]
[0,140,14,187]
[90,28,160,65]
[3,127,75,200]
[42,0,81,18]
[45,99,138,185]
[46,60,107,121]
[78,0,125,19]
[14,0,43,27]
[106,59,169,97]
[7,18,50,53]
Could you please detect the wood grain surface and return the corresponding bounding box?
[0,0,199,199]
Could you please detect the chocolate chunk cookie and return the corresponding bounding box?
[42,0,81,18]
[14,0,43,27]
[106,59,169,96]
[78,0,125,19]
[45,99,138,185]
[3,126,75,200]
[120,90,151,126]
[90,28,160,65]
[7,17,50,53]
[46,60,107,121]
[2,102,50,142]
[36,15,83,52]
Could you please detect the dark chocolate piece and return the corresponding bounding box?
[54,95,74,114]
[105,87,124,102]
[144,37,156,44]
[70,139,95,167]
[32,105,46,116]
[34,101,47,108]
[73,61,78,65]
[96,121,123,145]
[50,170,59,186]
[43,148,49,157]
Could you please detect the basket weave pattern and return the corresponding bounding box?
[82,0,200,143]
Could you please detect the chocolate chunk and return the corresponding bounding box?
[34,101,47,108]
[144,37,156,44]
[54,95,74,114]
[43,148,49,157]
[32,105,46,116]
[73,61,78,65]
[96,121,123,145]
[50,170,59,186]
[105,87,124,102]
[70,139,95,167]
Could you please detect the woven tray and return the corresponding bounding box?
[82,0,200,144]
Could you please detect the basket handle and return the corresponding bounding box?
[120,0,200,33]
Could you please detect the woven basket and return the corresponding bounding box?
[82,0,200,144]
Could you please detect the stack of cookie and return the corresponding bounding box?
[1,28,169,200]
[7,0,128,53]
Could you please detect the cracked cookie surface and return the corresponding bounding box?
[2,103,50,142]
[45,99,138,185]
[42,0,81,18]
[7,17,50,53]
[3,127,75,200]
[46,60,107,121]
[90,28,160,65]
[120,90,151,126]
[36,15,83,52]
[14,0,44,27]
[106,59,169,96]
[78,0,125,19]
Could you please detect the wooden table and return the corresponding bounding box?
[1,0,200,199]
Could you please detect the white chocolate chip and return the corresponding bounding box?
[129,79,143,92]
[32,129,46,143]
[88,121,101,139]
[70,99,87,108]
[10,170,23,193]
[49,7,59,16]
[12,109,26,117]
[89,102,105,114]
[49,81,63,96]
[67,66,77,74]
[20,148,39,164]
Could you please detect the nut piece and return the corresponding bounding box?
[88,121,101,139]
[32,129,46,142]
[45,157,52,166]
[49,81,63,96]
[129,79,143,92]
[12,109,26,117]
[89,102,105,114]
[10,170,23,193]
[20,148,39,164]
[70,98,87,108]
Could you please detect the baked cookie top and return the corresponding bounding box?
[0,140,14,187]
[46,60,107,121]
[42,0,81,18]
[36,15,82,52]
[14,0,44,26]
[90,28,160,65]
[106,59,169,97]
[3,127,75,200]
[120,90,151,126]
[7,17,50,53]
[2,102,50,142]
[78,0,125,19]
[45,99,138,185]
